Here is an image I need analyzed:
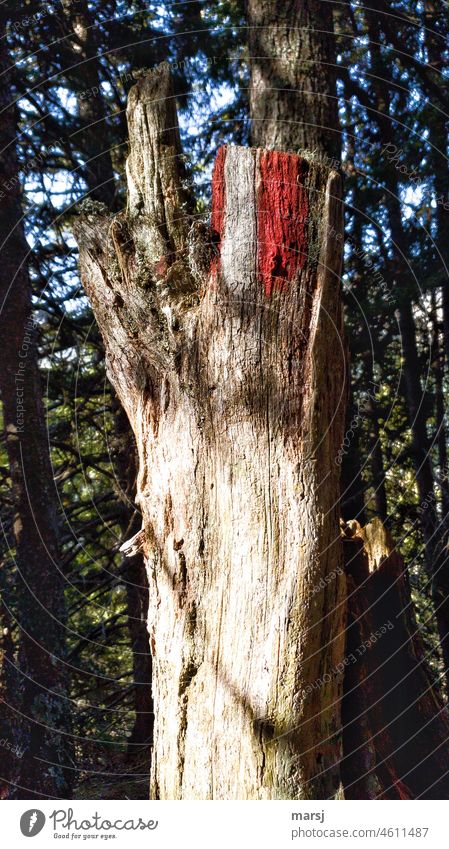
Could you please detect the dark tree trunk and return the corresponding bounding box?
[434,363,449,515]
[423,1,449,690]
[0,13,73,799]
[341,519,449,799]
[424,0,449,370]
[61,0,116,206]
[429,298,449,687]
[364,358,388,524]
[339,393,368,525]
[247,0,340,162]
[124,548,153,749]
[338,140,369,526]
[113,405,153,751]
[76,65,347,799]
[0,589,15,797]
[430,293,449,515]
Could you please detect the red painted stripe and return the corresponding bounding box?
[257,151,309,297]
[210,145,227,279]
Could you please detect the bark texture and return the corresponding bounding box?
[341,519,449,799]
[247,0,340,161]
[76,66,347,799]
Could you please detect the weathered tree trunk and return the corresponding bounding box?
[0,12,73,798]
[341,519,449,799]
[76,66,347,799]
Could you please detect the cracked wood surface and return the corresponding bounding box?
[75,65,347,799]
